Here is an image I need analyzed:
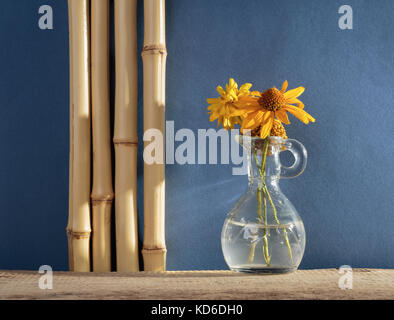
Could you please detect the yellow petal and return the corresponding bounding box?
[216,86,225,97]
[283,86,305,99]
[276,110,290,124]
[207,103,221,111]
[283,106,308,123]
[253,110,265,124]
[241,111,260,129]
[238,95,258,102]
[230,107,245,117]
[296,100,305,109]
[292,98,305,109]
[280,80,288,93]
[229,90,238,100]
[228,78,237,90]
[236,103,260,114]
[239,83,252,92]
[259,114,274,139]
[262,110,273,122]
[241,111,266,131]
[207,98,221,104]
[284,105,315,124]
[284,97,305,109]
[209,113,219,122]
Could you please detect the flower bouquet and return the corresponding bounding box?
[207,78,315,273]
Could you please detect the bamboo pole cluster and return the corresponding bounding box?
[67,0,167,272]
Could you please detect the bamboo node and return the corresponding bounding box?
[66,229,91,239]
[142,247,167,254]
[141,44,167,56]
[113,138,139,146]
[91,193,114,202]
[91,197,114,205]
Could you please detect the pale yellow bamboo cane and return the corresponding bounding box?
[66,0,91,272]
[66,0,74,270]
[91,0,113,272]
[114,0,139,272]
[142,0,167,271]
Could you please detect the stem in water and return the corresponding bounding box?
[251,137,293,265]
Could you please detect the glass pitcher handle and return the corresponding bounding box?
[280,138,307,179]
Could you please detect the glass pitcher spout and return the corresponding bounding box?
[221,136,307,274]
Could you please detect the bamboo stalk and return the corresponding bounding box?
[66,0,74,271]
[142,0,167,271]
[91,0,113,272]
[114,0,139,272]
[66,0,91,272]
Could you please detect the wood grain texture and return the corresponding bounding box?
[0,269,393,300]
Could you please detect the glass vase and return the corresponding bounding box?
[221,136,307,274]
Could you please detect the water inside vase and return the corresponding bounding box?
[221,216,305,273]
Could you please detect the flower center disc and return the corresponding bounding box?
[258,88,285,111]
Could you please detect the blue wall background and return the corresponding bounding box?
[0,0,393,271]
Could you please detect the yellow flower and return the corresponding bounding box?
[207,78,253,130]
[240,80,315,139]
[270,119,288,139]
[251,119,288,139]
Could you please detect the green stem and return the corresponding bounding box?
[263,184,293,262]
[254,137,293,264]
[262,188,270,265]
[248,186,266,264]
[253,142,270,266]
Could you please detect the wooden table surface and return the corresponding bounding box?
[0,269,393,300]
